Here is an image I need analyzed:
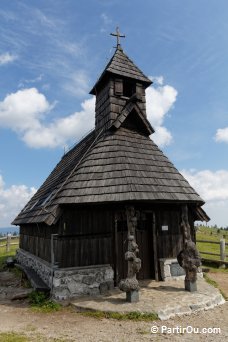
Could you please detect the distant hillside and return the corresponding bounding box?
[0,227,19,235]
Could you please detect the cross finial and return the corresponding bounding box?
[110,27,125,48]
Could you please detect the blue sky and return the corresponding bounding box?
[0,0,228,227]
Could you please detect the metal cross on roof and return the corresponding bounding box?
[110,27,125,47]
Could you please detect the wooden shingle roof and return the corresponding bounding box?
[12,131,96,225]
[13,126,204,226]
[90,46,152,95]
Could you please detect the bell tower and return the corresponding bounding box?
[90,28,154,136]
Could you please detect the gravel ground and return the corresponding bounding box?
[0,301,227,341]
[0,270,227,341]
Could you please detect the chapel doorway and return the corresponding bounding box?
[116,212,156,282]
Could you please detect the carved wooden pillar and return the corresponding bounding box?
[119,206,141,302]
[177,205,201,292]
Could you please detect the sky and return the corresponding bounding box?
[0,0,228,228]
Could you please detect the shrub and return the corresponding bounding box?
[28,291,61,312]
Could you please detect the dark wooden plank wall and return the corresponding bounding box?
[55,234,112,268]
[19,206,114,266]
[20,224,58,262]
[59,206,113,235]
[156,207,185,259]
[189,210,196,243]
[56,206,114,267]
[156,207,195,258]
[19,204,196,269]
[116,205,184,280]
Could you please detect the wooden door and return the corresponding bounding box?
[116,213,155,282]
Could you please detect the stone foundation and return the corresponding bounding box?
[159,258,186,280]
[16,249,114,300]
[16,249,52,286]
[159,258,203,281]
[53,265,114,300]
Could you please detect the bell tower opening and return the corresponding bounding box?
[114,78,136,98]
[123,79,136,98]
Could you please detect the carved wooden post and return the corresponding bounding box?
[119,206,141,302]
[177,205,201,292]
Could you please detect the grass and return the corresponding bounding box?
[0,332,72,342]
[196,241,221,261]
[203,273,228,301]
[81,310,158,321]
[0,238,19,270]
[202,264,228,273]
[196,226,227,262]
[196,225,228,239]
[0,332,28,342]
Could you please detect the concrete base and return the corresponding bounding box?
[159,258,185,280]
[126,290,139,303]
[185,279,197,292]
[71,277,225,320]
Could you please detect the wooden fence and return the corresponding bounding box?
[0,234,19,253]
[196,238,227,267]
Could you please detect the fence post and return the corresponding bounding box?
[220,238,226,268]
[6,233,11,253]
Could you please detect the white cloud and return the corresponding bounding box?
[152,126,173,147]
[0,77,177,149]
[0,52,17,65]
[0,175,36,227]
[215,127,228,143]
[0,88,52,132]
[0,87,95,148]
[181,169,228,227]
[181,169,228,201]
[146,77,178,147]
[23,96,95,148]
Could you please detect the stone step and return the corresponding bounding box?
[15,264,50,293]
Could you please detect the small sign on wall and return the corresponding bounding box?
[162,225,168,231]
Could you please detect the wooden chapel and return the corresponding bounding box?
[13,30,209,298]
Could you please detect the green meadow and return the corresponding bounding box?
[196,225,227,262]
